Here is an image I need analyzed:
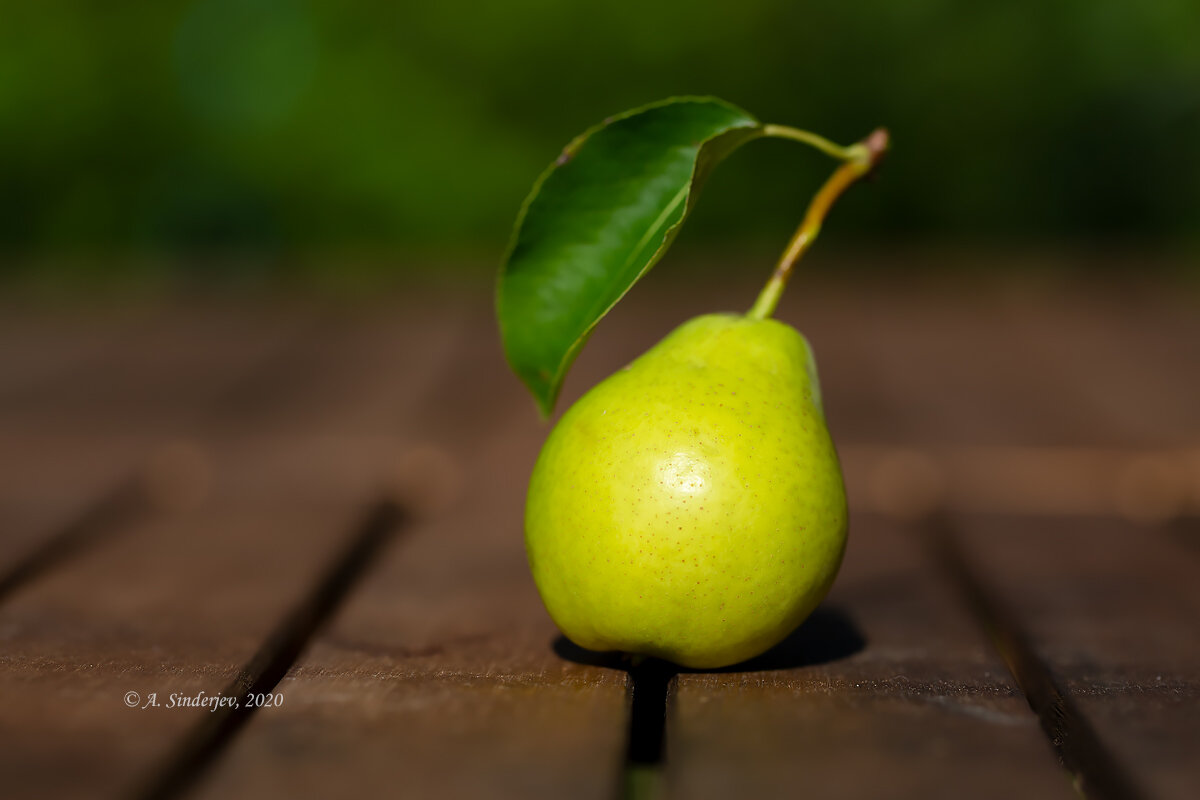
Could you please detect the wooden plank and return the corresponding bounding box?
[954,515,1200,800]
[0,291,465,583]
[666,513,1074,799]
[0,303,313,583]
[0,293,470,799]
[0,438,144,576]
[0,443,391,800]
[0,302,305,438]
[825,275,1199,449]
[836,274,1200,797]
[995,280,1200,446]
[0,303,150,399]
[196,295,473,439]
[192,294,630,800]
[812,277,1122,447]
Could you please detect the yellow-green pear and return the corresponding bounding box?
[525,313,848,669]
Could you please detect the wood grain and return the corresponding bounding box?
[0,303,150,401]
[192,297,630,800]
[0,274,1194,799]
[0,295,467,799]
[845,274,1200,798]
[665,513,1074,799]
[0,446,388,800]
[0,304,311,579]
[954,515,1200,800]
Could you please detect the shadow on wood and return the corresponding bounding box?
[550,605,865,673]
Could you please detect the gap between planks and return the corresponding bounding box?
[0,294,474,799]
[925,512,1145,800]
[129,499,407,800]
[0,477,149,605]
[622,659,677,800]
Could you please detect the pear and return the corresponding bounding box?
[525,313,847,669]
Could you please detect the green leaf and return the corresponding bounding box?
[497,96,763,416]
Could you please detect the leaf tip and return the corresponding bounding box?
[531,377,558,420]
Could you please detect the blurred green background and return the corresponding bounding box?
[2,0,1198,279]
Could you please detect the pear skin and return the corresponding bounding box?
[525,313,848,669]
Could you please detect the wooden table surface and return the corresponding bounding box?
[0,273,1196,800]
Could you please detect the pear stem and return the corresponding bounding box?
[759,124,866,162]
[748,128,890,320]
